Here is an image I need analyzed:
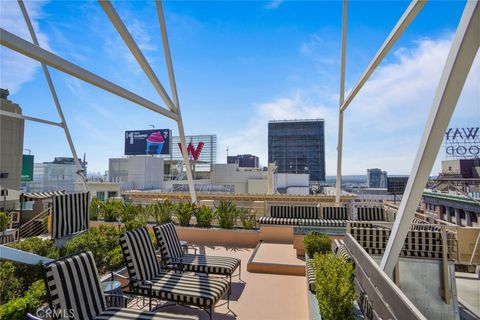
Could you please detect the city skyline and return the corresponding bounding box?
[1,1,478,175]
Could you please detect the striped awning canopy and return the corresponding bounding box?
[20,191,66,202]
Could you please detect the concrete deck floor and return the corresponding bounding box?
[456,272,480,319]
[129,245,308,320]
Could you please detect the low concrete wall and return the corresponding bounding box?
[259,226,294,243]
[176,226,259,248]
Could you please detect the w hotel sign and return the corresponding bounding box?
[445,127,479,159]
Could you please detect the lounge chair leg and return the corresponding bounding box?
[239,261,242,281]
[210,306,213,320]
[229,274,232,295]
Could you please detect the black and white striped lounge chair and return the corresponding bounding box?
[119,228,231,319]
[42,251,198,320]
[153,223,241,287]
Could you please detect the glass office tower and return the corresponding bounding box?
[268,119,326,183]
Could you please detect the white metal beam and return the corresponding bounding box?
[335,0,348,204]
[381,0,480,274]
[18,0,88,192]
[340,0,425,112]
[0,110,63,127]
[0,28,178,121]
[98,0,177,113]
[0,245,52,265]
[156,0,197,203]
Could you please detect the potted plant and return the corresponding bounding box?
[193,205,216,228]
[175,202,196,227]
[238,208,256,229]
[150,200,174,225]
[215,200,237,229]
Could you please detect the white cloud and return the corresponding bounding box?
[218,35,480,176]
[265,0,284,10]
[0,0,50,94]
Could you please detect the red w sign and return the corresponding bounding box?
[178,142,204,160]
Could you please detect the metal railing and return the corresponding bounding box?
[345,233,427,320]
[17,207,50,240]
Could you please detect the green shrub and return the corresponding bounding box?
[89,197,100,220]
[193,205,216,228]
[100,200,122,222]
[238,208,256,229]
[62,225,122,274]
[303,232,332,258]
[123,219,146,231]
[175,202,195,226]
[0,279,46,320]
[6,238,59,294]
[150,201,174,225]
[216,200,237,229]
[9,237,59,259]
[0,260,22,304]
[312,253,355,320]
[0,211,11,232]
[118,202,138,223]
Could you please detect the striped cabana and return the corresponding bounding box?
[51,192,90,239]
[20,191,66,202]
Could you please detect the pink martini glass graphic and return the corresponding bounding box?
[146,132,165,154]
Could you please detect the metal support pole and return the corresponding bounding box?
[0,110,63,127]
[98,0,177,113]
[381,1,480,274]
[340,0,425,112]
[18,0,88,192]
[156,0,196,203]
[335,0,348,204]
[0,28,178,121]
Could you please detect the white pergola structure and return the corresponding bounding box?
[335,0,479,274]
[0,0,197,202]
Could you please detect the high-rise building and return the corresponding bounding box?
[167,135,217,172]
[227,154,259,168]
[0,89,24,192]
[25,157,87,192]
[268,119,326,183]
[367,168,388,188]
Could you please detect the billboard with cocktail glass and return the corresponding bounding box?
[124,129,171,155]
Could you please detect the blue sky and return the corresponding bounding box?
[1,0,478,175]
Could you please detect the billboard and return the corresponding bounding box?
[125,129,171,155]
[387,176,409,195]
[445,127,479,159]
[21,154,34,181]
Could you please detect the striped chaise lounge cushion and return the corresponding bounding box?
[258,206,320,225]
[306,259,316,292]
[300,219,347,227]
[154,223,240,276]
[120,228,229,308]
[43,251,198,320]
[257,216,299,225]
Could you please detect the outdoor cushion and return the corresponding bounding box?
[154,223,240,276]
[43,251,198,320]
[95,308,198,319]
[119,228,230,308]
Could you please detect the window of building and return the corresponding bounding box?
[107,191,118,198]
[96,191,105,201]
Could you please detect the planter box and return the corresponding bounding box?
[176,226,259,248]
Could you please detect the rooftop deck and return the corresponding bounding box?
[126,245,309,320]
